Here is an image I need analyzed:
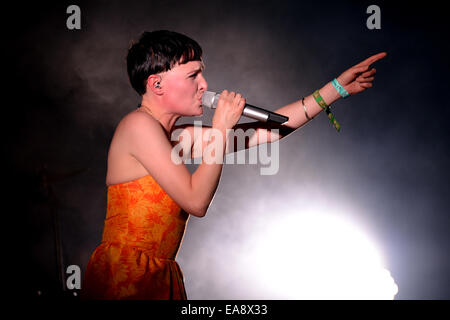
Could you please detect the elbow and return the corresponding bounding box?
[192,206,208,218]
[188,203,208,218]
[193,211,207,218]
[193,205,209,218]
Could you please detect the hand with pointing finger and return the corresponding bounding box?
[336,52,387,95]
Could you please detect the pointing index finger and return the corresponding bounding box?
[357,52,387,67]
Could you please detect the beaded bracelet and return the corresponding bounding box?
[313,90,341,132]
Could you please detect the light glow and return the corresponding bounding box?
[242,211,398,299]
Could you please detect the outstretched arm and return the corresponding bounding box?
[173,52,387,157]
[240,52,388,148]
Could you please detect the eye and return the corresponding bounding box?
[190,73,198,79]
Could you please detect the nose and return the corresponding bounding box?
[198,73,208,92]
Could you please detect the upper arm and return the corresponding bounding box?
[122,114,200,215]
[230,121,293,150]
[171,121,295,157]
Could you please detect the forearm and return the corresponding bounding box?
[190,126,228,216]
[232,51,386,149]
[276,81,341,130]
[243,81,341,148]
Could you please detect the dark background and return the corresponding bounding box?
[6,0,449,299]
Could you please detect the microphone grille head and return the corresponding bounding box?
[202,91,218,109]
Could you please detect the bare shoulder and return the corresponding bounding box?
[106,110,168,186]
[117,110,163,135]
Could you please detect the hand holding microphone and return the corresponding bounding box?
[211,90,246,130]
[202,90,289,124]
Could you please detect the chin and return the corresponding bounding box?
[195,105,203,116]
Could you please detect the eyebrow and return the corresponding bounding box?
[187,62,205,76]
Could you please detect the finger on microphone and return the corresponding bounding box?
[239,98,246,109]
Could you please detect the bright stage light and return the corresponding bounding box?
[241,211,398,299]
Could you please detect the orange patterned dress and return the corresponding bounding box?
[82,174,190,299]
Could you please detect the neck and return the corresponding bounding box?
[140,95,180,135]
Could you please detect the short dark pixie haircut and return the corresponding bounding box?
[127,30,203,95]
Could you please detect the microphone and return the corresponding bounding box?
[201,91,289,124]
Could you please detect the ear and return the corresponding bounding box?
[146,74,163,95]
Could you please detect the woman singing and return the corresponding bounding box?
[82,30,386,299]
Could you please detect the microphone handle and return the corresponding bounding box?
[209,93,289,124]
[243,104,289,124]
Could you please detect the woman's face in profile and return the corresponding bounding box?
[160,60,208,116]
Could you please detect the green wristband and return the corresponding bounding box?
[313,90,328,110]
[324,107,341,132]
[313,90,341,132]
